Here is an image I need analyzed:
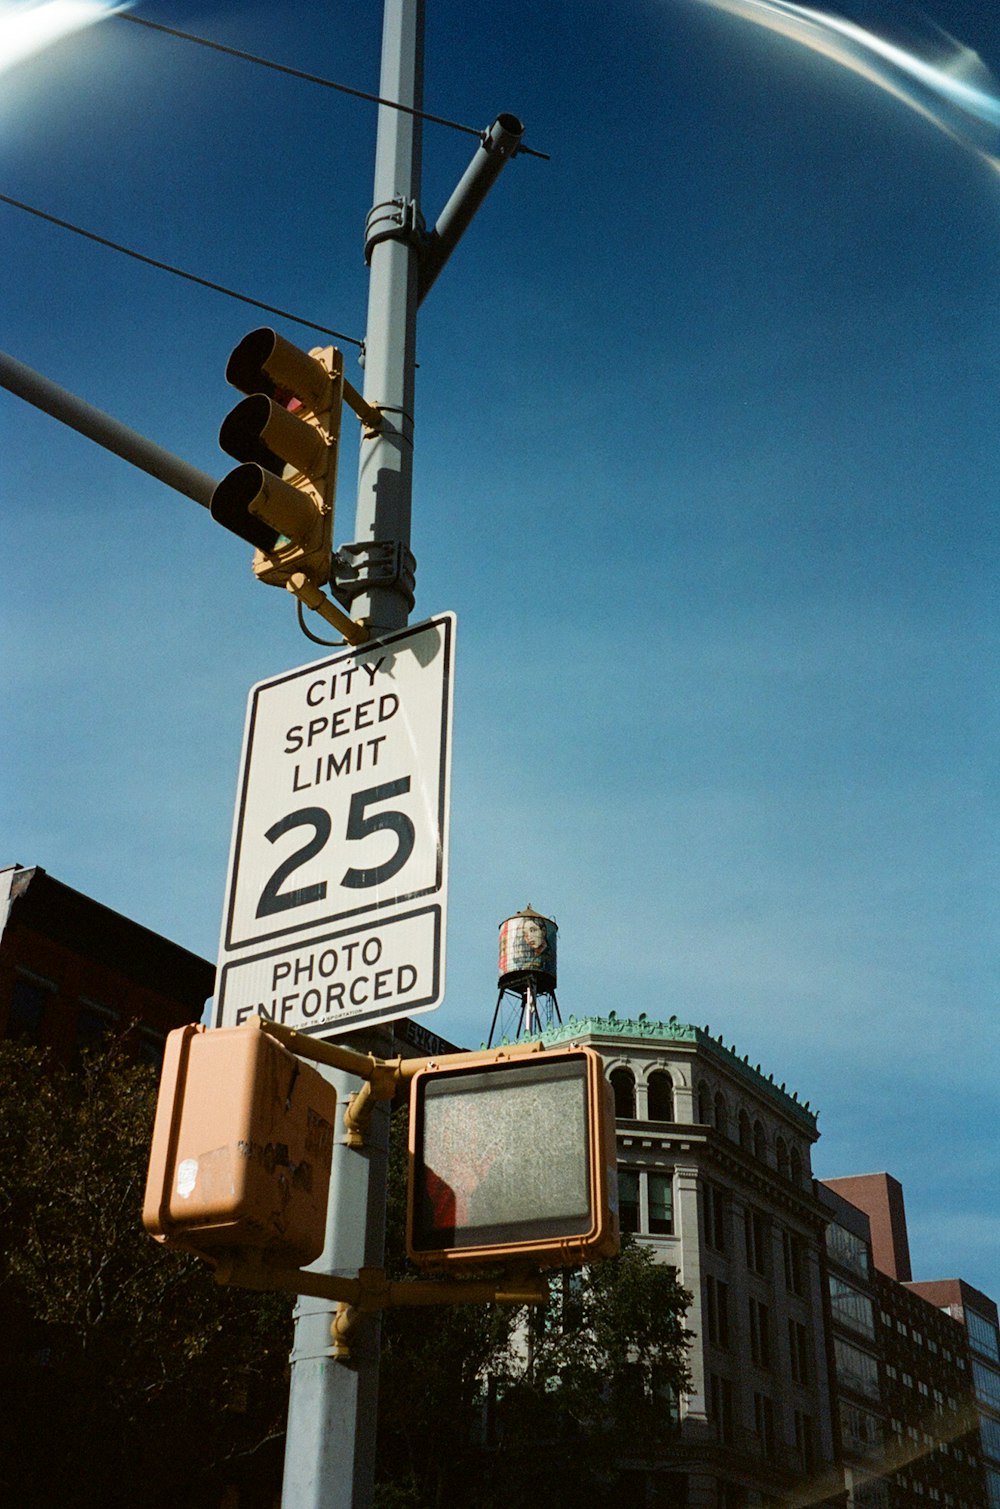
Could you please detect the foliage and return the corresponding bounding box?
[374,1107,693,1508]
[0,1038,291,1508]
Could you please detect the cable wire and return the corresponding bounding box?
[296,599,349,647]
[117,13,550,160]
[0,194,363,347]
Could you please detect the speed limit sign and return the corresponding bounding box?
[214,614,454,1037]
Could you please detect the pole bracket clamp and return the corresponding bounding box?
[330,541,416,611]
[364,198,426,264]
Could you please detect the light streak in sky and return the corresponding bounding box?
[0,0,129,76]
[687,0,1000,168]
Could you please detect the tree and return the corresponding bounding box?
[374,1107,692,1508]
[0,1038,291,1509]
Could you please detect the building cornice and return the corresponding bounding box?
[540,1011,819,1133]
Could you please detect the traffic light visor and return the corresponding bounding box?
[225,327,329,409]
[407,1046,619,1270]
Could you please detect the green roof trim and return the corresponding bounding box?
[538,1012,819,1131]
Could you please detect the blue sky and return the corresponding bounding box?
[2,0,998,1302]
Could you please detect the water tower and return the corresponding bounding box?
[487,905,561,1045]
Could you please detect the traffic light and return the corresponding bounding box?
[211,327,344,588]
[406,1045,619,1271]
[142,1018,337,1267]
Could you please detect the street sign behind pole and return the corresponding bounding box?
[215,613,454,1036]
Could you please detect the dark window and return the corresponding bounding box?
[749,1298,771,1369]
[713,1091,728,1137]
[782,1229,806,1296]
[706,1275,730,1350]
[973,1361,1000,1411]
[739,1109,753,1149]
[709,1373,734,1444]
[651,1366,681,1428]
[647,1071,674,1123]
[745,1206,768,1275]
[789,1318,810,1385]
[619,1168,639,1234]
[754,1391,775,1458]
[832,1339,880,1394]
[776,1136,790,1179]
[703,1183,727,1252]
[967,1309,1000,1363]
[829,1275,875,1339]
[794,1409,814,1472]
[610,1067,636,1120]
[696,1082,711,1124]
[825,1220,871,1278]
[75,1001,118,1058]
[753,1120,767,1160]
[648,1172,673,1234]
[7,976,49,1041]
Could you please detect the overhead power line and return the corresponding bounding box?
[0,194,363,347]
[117,13,550,160]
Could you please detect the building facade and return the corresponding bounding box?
[821,1172,993,1509]
[543,1012,842,1509]
[905,1281,1000,1509]
[0,863,215,1068]
[817,1183,889,1507]
[532,1013,997,1509]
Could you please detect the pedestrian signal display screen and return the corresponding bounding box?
[406,1047,619,1269]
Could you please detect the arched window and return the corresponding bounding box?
[753,1121,767,1161]
[647,1071,674,1123]
[696,1082,712,1125]
[739,1109,753,1150]
[610,1067,636,1120]
[714,1091,729,1138]
[776,1136,790,1179]
[790,1146,804,1187]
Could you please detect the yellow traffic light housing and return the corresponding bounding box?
[211,327,344,590]
[406,1045,620,1271]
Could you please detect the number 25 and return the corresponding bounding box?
[255,778,415,918]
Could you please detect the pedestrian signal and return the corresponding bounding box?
[142,1017,337,1267]
[406,1045,619,1270]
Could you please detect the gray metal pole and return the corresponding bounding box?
[280,1055,390,1509]
[351,0,424,634]
[281,4,423,1504]
[0,350,217,507]
[417,114,524,304]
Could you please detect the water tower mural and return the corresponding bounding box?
[488,904,562,1045]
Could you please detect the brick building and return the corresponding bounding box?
[822,1173,996,1509]
[906,1280,1000,1509]
[0,863,215,1067]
